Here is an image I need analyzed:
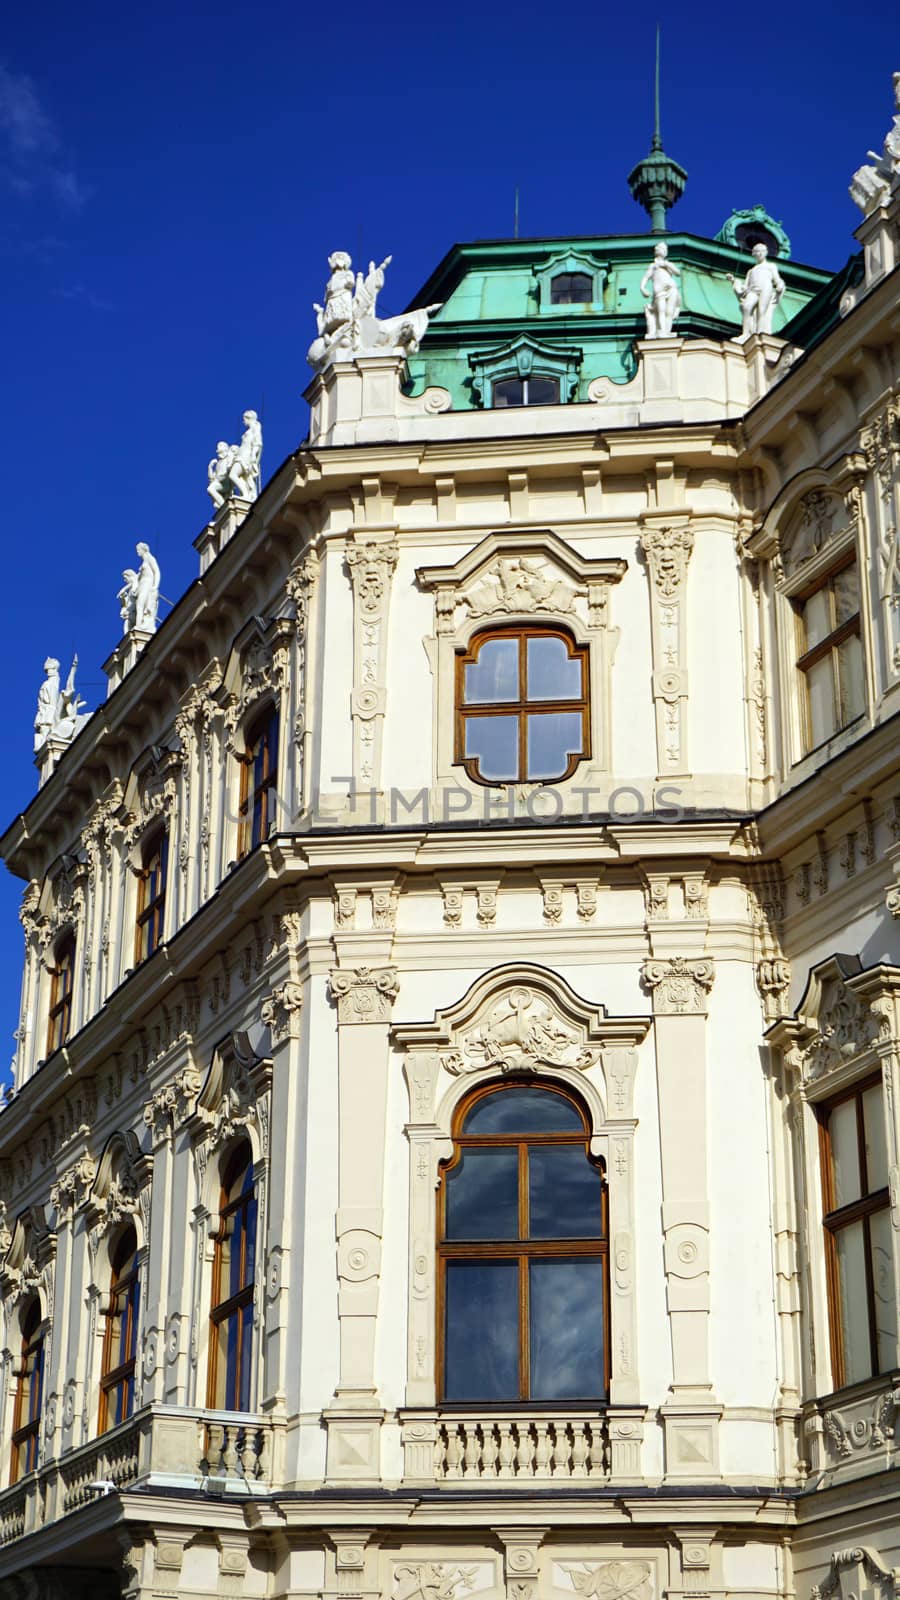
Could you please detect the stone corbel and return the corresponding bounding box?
[326,1530,380,1600]
[642,956,714,1016]
[673,1530,717,1599]
[328,966,400,1025]
[640,517,693,779]
[259,979,304,1043]
[494,1528,549,1600]
[345,533,399,798]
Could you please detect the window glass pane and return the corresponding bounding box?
[444,1262,519,1400]
[802,588,832,650]
[526,376,560,406]
[526,637,582,701]
[494,378,524,408]
[464,638,519,704]
[805,655,835,748]
[834,1219,871,1385]
[529,1146,603,1239]
[444,1147,519,1240]
[833,563,859,624]
[463,1085,583,1135]
[238,1300,253,1411]
[526,710,583,779]
[862,1085,889,1192]
[869,1206,898,1372]
[464,715,519,781]
[837,633,865,726]
[551,273,592,305]
[829,1099,862,1206]
[529,1259,604,1399]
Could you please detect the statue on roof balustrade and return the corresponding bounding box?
[207,409,263,512]
[306,250,442,371]
[850,71,900,214]
[727,243,785,337]
[34,655,88,751]
[640,241,682,338]
[119,542,160,634]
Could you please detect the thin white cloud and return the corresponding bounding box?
[0,61,88,212]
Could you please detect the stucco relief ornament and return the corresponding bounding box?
[563,1566,652,1600]
[118,542,161,634]
[459,986,594,1072]
[727,243,785,337]
[394,1566,477,1600]
[642,956,715,1015]
[641,526,693,597]
[34,655,89,751]
[328,965,400,1024]
[466,557,576,617]
[850,71,900,214]
[640,241,682,338]
[207,409,263,511]
[306,250,441,371]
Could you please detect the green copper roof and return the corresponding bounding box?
[404,232,834,411]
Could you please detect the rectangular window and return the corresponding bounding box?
[238,708,279,857]
[46,934,75,1055]
[794,556,865,752]
[134,830,168,964]
[819,1079,898,1388]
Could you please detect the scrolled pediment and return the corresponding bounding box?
[768,955,900,1084]
[416,529,626,638]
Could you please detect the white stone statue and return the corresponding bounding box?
[850,71,900,214]
[134,542,161,632]
[118,569,138,633]
[727,243,785,337]
[207,410,263,511]
[640,242,682,338]
[307,250,442,372]
[34,655,88,751]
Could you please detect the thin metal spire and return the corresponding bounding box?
[627,26,687,232]
[652,26,662,152]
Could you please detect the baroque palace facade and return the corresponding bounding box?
[1,77,900,1600]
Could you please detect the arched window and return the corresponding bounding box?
[438,1082,607,1402]
[10,1299,44,1484]
[46,931,76,1055]
[456,626,589,784]
[550,272,593,305]
[238,706,279,857]
[493,375,560,408]
[208,1142,257,1411]
[134,829,168,964]
[99,1224,140,1432]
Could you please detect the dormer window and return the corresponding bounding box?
[135,829,168,964]
[47,931,75,1055]
[456,626,589,784]
[493,375,560,408]
[550,272,593,306]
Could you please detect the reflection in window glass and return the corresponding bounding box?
[822,1081,897,1388]
[444,1262,518,1400]
[529,1259,605,1399]
[493,376,561,408]
[445,1148,519,1240]
[457,629,588,785]
[464,715,518,781]
[526,711,583,780]
[464,637,519,703]
[526,635,583,700]
[796,558,865,752]
[829,1099,861,1207]
[834,1220,870,1386]
[550,272,593,305]
[529,1146,603,1239]
[463,1086,583,1135]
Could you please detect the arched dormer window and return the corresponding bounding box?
[456,626,589,784]
[10,1298,45,1484]
[208,1140,257,1411]
[134,828,168,964]
[238,705,279,858]
[468,336,582,410]
[46,930,76,1055]
[99,1224,140,1432]
[493,374,560,408]
[437,1081,608,1402]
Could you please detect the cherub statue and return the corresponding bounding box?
[727,243,785,337]
[640,241,682,338]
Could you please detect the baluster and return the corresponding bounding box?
[222,1424,239,1475]
[445,1424,462,1478]
[435,1426,448,1478]
[516,1422,534,1476]
[257,1427,271,1479]
[464,1424,480,1479]
[571,1422,588,1477]
[208,1422,225,1474]
[587,1421,605,1477]
[534,1421,551,1478]
[498,1422,515,1478]
[239,1429,258,1478]
[481,1422,499,1478]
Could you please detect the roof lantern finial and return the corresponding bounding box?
[628,28,688,233]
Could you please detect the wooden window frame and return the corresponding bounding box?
[818,1075,892,1390]
[436,1079,609,1405]
[207,1143,256,1412]
[46,932,75,1056]
[9,1300,44,1485]
[792,551,863,752]
[98,1225,140,1433]
[455,625,590,786]
[237,706,279,858]
[134,829,168,965]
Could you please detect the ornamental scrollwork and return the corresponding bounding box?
[640,525,694,597]
[641,956,715,1015]
[328,965,400,1024]
[562,1562,653,1600]
[259,979,304,1042]
[451,985,594,1072]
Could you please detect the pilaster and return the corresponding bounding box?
[639,516,693,780]
[345,532,399,807]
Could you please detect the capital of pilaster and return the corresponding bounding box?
[328,965,400,1025]
[642,955,714,1016]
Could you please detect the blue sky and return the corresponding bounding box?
[0,0,897,1083]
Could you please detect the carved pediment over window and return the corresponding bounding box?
[85,1129,153,1244]
[393,962,649,1079]
[748,456,865,583]
[417,529,626,639]
[767,955,900,1085]
[781,489,850,577]
[222,615,293,736]
[532,248,610,308]
[811,1546,899,1600]
[468,334,583,407]
[122,746,182,851]
[187,1028,273,1158]
[0,1205,56,1314]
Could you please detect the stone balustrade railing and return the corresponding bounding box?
[401,1411,613,1483]
[0,1404,281,1550]
[801,1371,900,1481]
